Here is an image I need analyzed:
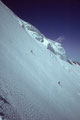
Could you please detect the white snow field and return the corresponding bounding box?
[0,1,80,120]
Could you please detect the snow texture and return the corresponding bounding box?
[16,17,67,61]
[0,1,80,120]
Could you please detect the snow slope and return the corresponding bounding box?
[0,1,80,120]
[16,17,67,61]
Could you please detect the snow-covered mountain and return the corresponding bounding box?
[16,16,68,61]
[0,1,80,120]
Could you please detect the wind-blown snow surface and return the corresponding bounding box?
[0,1,80,120]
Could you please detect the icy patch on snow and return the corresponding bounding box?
[0,116,8,120]
[0,117,2,120]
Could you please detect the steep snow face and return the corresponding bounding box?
[16,17,44,42]
[43,38,67,61]
[0,1,80,120]
[16,17,67,61]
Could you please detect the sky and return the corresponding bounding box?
[2,0,80,61]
